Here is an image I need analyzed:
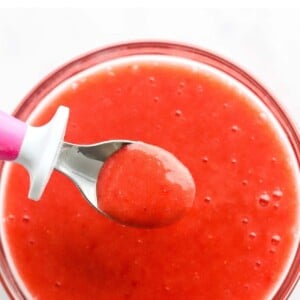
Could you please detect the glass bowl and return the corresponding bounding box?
[0,41,299,299]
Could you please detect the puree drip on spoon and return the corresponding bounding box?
[97,142,196,227]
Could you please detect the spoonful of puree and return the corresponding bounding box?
[0,106,195,227]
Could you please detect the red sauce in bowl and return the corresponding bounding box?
[1,55,299,299]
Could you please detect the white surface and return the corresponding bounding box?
[0,8,300,299]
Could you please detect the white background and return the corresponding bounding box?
[0,7,300,299]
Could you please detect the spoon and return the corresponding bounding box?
[0,106,195,226]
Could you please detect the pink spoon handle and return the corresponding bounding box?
[0,111,27,161]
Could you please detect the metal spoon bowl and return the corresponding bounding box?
[55,140,133,217]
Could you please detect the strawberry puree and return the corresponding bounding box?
[1,57,299,299]
[97,142,195,227]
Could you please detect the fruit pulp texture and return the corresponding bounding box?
[2,58,299,299]
[97,142,196,227]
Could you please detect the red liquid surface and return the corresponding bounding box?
[97,143,195,227]
[1,58,299,299]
